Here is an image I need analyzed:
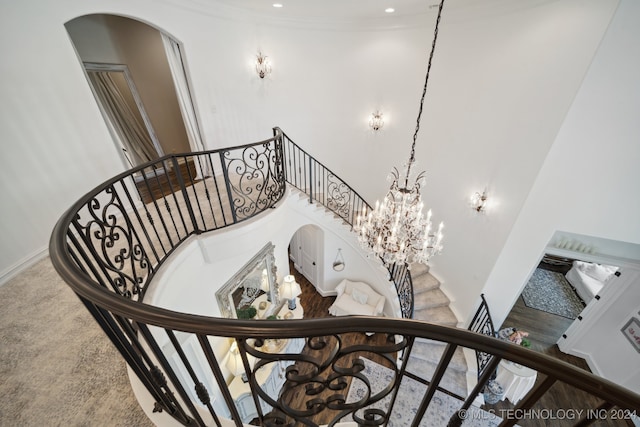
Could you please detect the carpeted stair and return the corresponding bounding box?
[291,189,470,399]
[407,263,469,398]
[405,344,469,398]
[410,263,458,327]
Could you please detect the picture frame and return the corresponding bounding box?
[620,317,640,353]
[216,242,279,318]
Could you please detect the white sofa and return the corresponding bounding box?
[328,279,385,317]
[565,260,618,303]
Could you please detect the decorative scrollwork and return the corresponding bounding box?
[71,186,152,299]
[325,174,352,221]
[223,142,285,220]
[396,282,413,319]
[239,333,409,427]
[468,295,496,378]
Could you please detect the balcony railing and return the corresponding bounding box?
[279,128,414,318]
[50,128,640,427]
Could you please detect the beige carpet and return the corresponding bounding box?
[0,256,153,426]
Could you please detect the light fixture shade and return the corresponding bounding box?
[225,342,244,377]
[280,275,301,300]
[255,51,272,79]
[332,248,345,271]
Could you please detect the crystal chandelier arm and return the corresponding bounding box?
[405,0,446,187]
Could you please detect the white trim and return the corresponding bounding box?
[161,34,209,180]
[0,246,48,287]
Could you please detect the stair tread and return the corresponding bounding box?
[412,273,440,293]
[409,262,430,278]
[410,342,467,372]
[413,288,449,310]
[405,356,468,398]
[413,306,458,326]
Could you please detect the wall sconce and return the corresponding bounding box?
[255,51,272,79]
[332,248,345,271]
[280,275,301,310]
[369,110,384,131]
[471,191,488,212]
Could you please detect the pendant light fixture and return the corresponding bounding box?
[354,0,446,267]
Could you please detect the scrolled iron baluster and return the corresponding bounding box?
[222,141,284,220]
[73,186,151,299]
[325,174,352,221]
[237,333,410,427]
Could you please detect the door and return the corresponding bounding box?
[299,226,318,285]
[84,62,163,168]
[291,225,322,287]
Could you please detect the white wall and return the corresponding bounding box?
[65,14,191,156]
[481,0,640,386]
[147,188,400,320]
[0,3,125,284]
[0,0,623,335]
[558,268,640,393]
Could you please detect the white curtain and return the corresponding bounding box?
[88,71,159,166]
[161,34,210,179]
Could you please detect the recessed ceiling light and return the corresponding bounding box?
[273,3,283,7]
[385,7,395,13]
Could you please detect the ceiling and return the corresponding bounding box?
[201,0,564,30]
[214,0,436,20]
[209,0,442,29]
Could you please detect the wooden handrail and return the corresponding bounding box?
[49,129,640,426]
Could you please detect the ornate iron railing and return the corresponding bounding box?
[467,294,497,379]
[278,128,414,318]
[50,129,640,427]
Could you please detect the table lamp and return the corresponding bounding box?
[280,275,301,310]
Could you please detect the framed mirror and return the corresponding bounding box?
[216,242,279,318]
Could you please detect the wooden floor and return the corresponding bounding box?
[135,158,198,204]
[265,263,397,426]
[482,289,631,425]
[281,262,632,426]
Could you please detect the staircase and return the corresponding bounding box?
[407,263,469,399]
[411,263,457,327]
[289,188,471,399]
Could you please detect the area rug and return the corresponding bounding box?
[521,268,585,319]
[345,358,502,427]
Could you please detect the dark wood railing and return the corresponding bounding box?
[468,294,497,379]
[50,128,640,427]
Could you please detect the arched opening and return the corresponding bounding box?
[288,224,324,289]
[65,14,206,200]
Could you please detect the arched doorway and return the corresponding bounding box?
[289,225,324,289]
[65,14,206,175]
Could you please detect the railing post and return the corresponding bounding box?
[273,128,287,191]
[308,155,313,204]
[411,343,458,427]
[171,155,201,234]
[197,335,244,427]
[448,355,502,427]
[219,151,238,224]
[498,376,557,427]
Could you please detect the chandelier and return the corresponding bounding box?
[354,0,446,267]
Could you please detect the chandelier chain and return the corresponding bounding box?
[354,0,446,267]
[407,0,446,185]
